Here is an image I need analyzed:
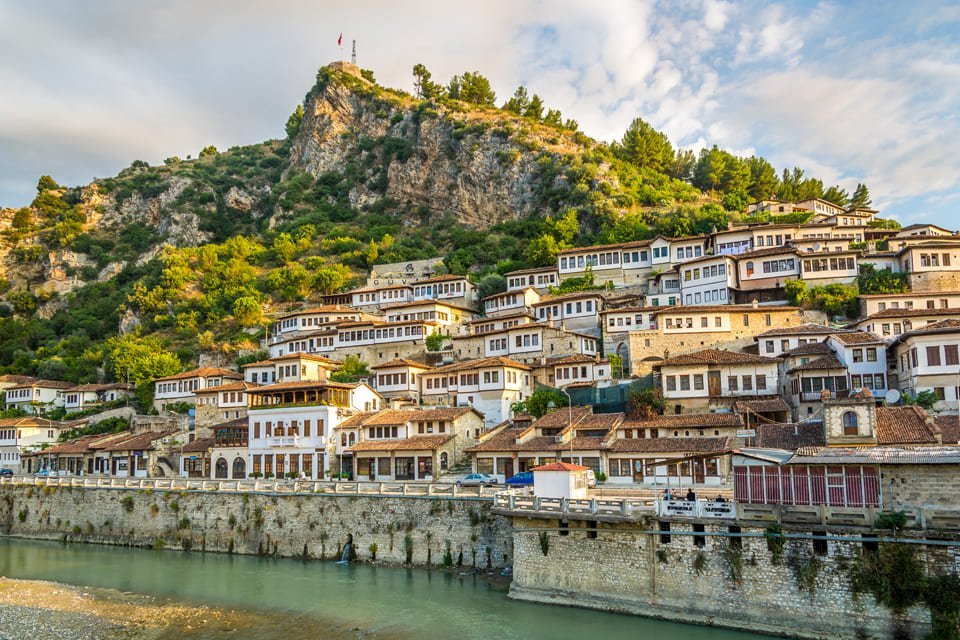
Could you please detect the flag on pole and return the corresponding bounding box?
[338,32,343,46]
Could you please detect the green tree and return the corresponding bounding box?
[6,290,37,315]
[476,273,506,300]
[693,146,729,191]
[312,264,350,295]
[543,108,563,128]
[330,355,370,383]
[285,104,304,138]
[503,86,530,114]
[524,94,544,120]
[626,386,665,419]
[785,280,808,307]
[425,332,446,351]
[525,388,569,418]
[163,156,182,165]
[669,149,696,181]
[11,208,31,230]
[447,71,496,106]
[617,118,674,173]
[822,184,850,207]
[746,156,779,200]
[104,334,181,387]
[850,183,872,209]
[857,264,908,295]
[524,234,560,266]
[412,64,440,99]
[232,295,262,327]
[37,175,59,192]
[199,145,218,158]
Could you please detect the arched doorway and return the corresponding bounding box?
[439,451,449,471]
[232,457,246,479]
[215,458,228,479]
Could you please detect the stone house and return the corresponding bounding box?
[152,367,243,411]
[890,319,960,411]
[654,348,781,415]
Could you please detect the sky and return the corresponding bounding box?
[1,0,959,227]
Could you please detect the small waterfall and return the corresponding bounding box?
[337,533,353,564]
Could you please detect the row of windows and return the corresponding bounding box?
[414,281,465,297]
[803,257,856,272]
[877,299,951,311]
[683,263,727,282]
[919,253,953,268]
[683,289,728,305]
[507,273,557,289]
[755,233,792,247]
[337,325,425,343]
[911,345,960,368]
[535,299,596,319]
[665,374,768,392]
[377,373,411,387]
[251,419,320,438]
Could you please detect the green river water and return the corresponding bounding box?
[0,538,772,640]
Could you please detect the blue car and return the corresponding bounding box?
[505,472,533,487]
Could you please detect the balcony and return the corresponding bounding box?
[268,436,300,448]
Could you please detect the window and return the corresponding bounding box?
[693,375,704,391]
[742,375,752,391]
[946,345,960,366]
[756,375,767,391]
[728,376,738,392]
[666,376,677,392]
[765,340,775,354]
[927,346,942,367]
[866,348,877,362]
[852,349,864,363]
[680,375,690,391]
[842,411,858,436]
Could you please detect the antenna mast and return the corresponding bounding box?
[351,40,357,65]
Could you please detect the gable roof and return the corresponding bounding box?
[533,462,589,472]
[658,348,779,367]
[370,358,433,370]
[153,367,242,383]
[788,355,845,373]
[361,407,482,426]
[830,332,885,346]
[755,423,826,450]
[755,323,844,338]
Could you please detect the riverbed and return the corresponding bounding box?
[0,538,773,640]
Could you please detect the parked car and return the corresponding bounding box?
[0,468,13,478]
[34,468,52,477]
[456,473,498,487]
[505,472,534,487]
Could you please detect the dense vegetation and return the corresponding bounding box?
[0,63,887,398]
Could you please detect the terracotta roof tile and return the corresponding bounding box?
[658,348,780,367]
[426,356,532,374]
[755,423,826,450]
[348,435,454,452]
[533,462,589,472]
[154,367,242,383]
[370,358,433,370]
[875,406,938,445]
[830,332,885,345]
[756,323,843,337]
[101,430,176,452]
[935,416,960,445]
[788,355,845,372]
[623,413,743,428]
[193,381,260,394]
[783,342,833,356]
[732,398,791,414]
[608,436,730,453]
[181,437,215,453]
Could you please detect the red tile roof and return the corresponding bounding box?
[533,462,589,472]
[607,436,730,453]
[348,434,454,452]
[658,348,779,367]
[370,358,433,370]
[623,413,743,428]
[154,367,242,383]
[788,355,845,372]
[876,406,938,445]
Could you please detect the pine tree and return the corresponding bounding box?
[503,86,529,114]
[617,118,674,174]
[850,183,872,209]
[412,64,440,99]
[524,94,544,120]
[822,185,850,207]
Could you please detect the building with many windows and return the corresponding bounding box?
[891,319,960,412]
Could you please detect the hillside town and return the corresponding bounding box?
[3,201,958,501]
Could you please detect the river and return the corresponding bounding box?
[0,538,772,640]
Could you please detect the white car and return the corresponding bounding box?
[456,473,498,487]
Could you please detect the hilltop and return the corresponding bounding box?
[0,61,877,394]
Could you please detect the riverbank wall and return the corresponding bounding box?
[0,484,512,568]
[508,515,947,640]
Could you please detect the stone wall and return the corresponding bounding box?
[909,271,960,293]
[0,486,512,568]
[509,515,942,640]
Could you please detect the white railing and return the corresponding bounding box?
[657,499,735,519]
[493,490,653,518]
[0,476,499,498]
[267,436,299,447]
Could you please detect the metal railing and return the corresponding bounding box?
[0,476,498,498]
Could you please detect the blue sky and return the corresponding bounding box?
[1,0,958,227]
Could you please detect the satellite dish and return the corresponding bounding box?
[885,389,901,405]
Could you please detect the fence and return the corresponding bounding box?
[0,476,498,499]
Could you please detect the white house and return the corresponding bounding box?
[827,332,889,400]
[679,254,737,306]
[531,292,604,334]
[505,267,559,292]
[891,319,960,412]
[483,288,541,317]
[370,358,432,402]
[0,417,64,473]
[246,380,383,479]
[532,462,590,500]
[349,283,413,309]
[411,274,478,310]
[152,367,243,411]
[656,348,781,414]
[4,379,75,414]
[419,356,532,426]
[60,383,133,413]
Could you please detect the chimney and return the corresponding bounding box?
[752,299,759,309]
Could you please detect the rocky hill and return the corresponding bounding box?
[0,61,861,391]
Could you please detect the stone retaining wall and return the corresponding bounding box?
[0,485,512,568]
[509,516,945,640]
